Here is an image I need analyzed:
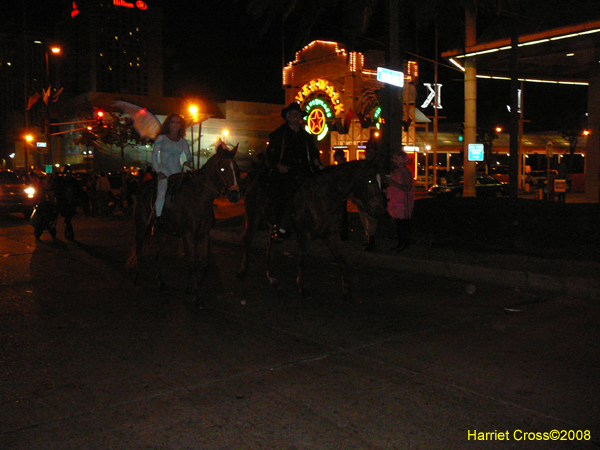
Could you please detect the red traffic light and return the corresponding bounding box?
[97,111,104,119]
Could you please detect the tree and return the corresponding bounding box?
[73,112,148,172]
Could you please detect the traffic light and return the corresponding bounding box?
[96,110,105,123]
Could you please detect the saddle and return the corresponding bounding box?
[163,172,194,210]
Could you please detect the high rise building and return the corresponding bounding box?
[57,0,163,97]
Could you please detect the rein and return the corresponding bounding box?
[194,159,239,196]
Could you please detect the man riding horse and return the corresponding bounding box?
[266,102,323,242]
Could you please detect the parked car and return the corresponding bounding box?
[525,170,558,188]
[0,170,38,217]
[414,174,434,188]
[427,174,508,198]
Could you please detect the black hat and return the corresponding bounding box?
[281,102,304,119]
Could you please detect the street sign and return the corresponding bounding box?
[468,143,484,161]
[36,142,47,148]
[377,67,404,88]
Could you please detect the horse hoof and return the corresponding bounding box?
[194,298,206,310]
[342,293,354,304]
[300,288,312,299]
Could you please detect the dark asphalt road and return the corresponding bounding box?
[1,211,599,449]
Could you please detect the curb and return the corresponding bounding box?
[210,228,600,300]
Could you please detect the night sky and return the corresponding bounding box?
[3,0,598,131]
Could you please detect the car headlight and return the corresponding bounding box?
[24,186,36,198]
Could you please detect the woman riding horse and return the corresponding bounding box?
[152,113,193,227]
[130,142,241,309]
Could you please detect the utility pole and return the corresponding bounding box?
[463,4,477,197]
[382,0,403,170]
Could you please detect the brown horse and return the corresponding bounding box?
[238,159,385,301]
[129,143,240,308]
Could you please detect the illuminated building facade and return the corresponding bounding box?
[283,40,386,162]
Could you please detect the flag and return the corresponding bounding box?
[52,87,64,103]
[42,86,51,105]
[27,92,40,110]
[343,108,355,133]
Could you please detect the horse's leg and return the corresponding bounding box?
[265,233,280,288]
[130,203,151,285]
[64,214,75,241]
[323,234,352,302]
[295,231,310,298]
[156,231,169,293]
[238,212,260,279]
[192,231,211,309]
[182,230,197,295]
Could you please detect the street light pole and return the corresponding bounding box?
[44,45,61,168]
[189,105,198,168]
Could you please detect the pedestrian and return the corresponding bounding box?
[96,171,112,217]
[387,150,414,252]
[143,165,154,183]
[54,165,84,240]
[333,148,346,165]
[266,102,323,242]
[151,113,193,222]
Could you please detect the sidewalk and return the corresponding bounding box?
[211,197,600,300]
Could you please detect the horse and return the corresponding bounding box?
[238,159,386,302]
[128,143,241,308]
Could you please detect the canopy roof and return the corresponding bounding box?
[442,19,600,85]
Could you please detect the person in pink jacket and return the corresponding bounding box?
[386,150,414,252]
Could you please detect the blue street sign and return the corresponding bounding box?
[468,143,484,161]
[377,67,404,88]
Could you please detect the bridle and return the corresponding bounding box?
[197,158,240,197]
[353,171,383,217]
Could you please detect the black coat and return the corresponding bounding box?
[266,124,320,177]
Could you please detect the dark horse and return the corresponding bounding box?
[129,144,241,308]
[238,160,385,301]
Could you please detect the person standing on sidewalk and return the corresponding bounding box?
[387,150,414,252]
[95,171,112,217]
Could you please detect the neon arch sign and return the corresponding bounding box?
[295,78,344,116]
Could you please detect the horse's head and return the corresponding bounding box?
[211,142,241,203]
[352,161,386,218]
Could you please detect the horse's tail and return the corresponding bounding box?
[126,244,138,269]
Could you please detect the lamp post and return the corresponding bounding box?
[44,45,61,167]
[188,105,198,168]
[25,134,33,170]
